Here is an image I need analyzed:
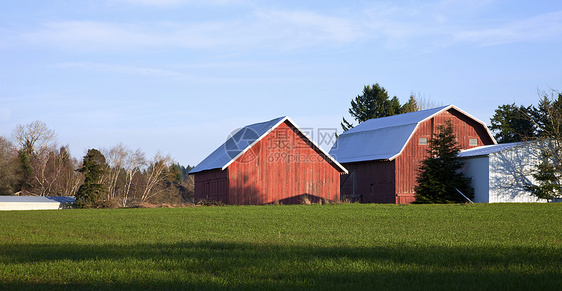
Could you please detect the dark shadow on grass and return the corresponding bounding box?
[1,241,561,290]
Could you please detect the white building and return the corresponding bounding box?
[459,142,547,203]
[0,196,75,211]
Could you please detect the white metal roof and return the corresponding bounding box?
[0,196,75,211]
[458,142,523,158]
[0,196,75,203]
[189,116,348,174]
[342,106,448,135]
[329,105,496,163]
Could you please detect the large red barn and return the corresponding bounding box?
[329,105,496,204]
[189,116,347,205]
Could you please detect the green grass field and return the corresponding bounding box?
[1,203,561,290]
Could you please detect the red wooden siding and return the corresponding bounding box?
[193,169,228,203]
[193,120,342,205]
[394,108,495,203]
[340,160,395,203]
[227,121,341,204]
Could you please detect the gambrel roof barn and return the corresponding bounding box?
[189,116,347,205]
[330,105,496,204]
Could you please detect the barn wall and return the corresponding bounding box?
[0,201,61,211]
[394,109,496,203]
[193,169,228,203]
[227,121,341,205]
[462,156,490,203]
[341,161,395,203]
[444,108,496,147]
[488,146,547,203]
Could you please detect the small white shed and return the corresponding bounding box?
[0,196,75,211]
[459,142,547,203]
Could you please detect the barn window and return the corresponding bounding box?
[469,138,478,146]
[418,137,428,145]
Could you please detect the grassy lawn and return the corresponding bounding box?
[0,203,561,290]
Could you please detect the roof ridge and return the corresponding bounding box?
[330,104,496,163]
[190,116,347,174]
[342,105,451,135]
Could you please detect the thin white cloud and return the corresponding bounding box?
[55,61,295,83]
[18,8,366,53]
[252,9,365,48]
[109,0,239,7]
[20,21,163,52]
[57,62,193,80]
[12,3,562,54]
[454,11,562,46]
[360,1,562,50]
[111,0,192,6]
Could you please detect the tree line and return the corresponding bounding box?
[0,121,194,208]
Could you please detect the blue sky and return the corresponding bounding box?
[1,0,561,166]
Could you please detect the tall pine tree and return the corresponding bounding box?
[401,95,420,113]
[488,103,536,143]
[524,90,562,200]
[414,121,474,203]
[75,149,107,208]
[341,84,402,132]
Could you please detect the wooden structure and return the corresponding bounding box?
[329,105,496,204]
[189,116,347,205]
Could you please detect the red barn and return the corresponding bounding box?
[189,116,348,205]
[329,105,496,204]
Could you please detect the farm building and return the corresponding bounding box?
[0,196,75,211]
[329,105,496,204]
[189,116,348,205]
[459,142,547,203]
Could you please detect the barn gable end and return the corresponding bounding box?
[190,117,347,205]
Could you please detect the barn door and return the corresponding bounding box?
[206,179,228,203]
[367,184,374,203]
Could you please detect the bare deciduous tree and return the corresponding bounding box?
[140,153,172,202]
[53,146,83,196]
[102,144,147,206]
[11,121,59,196]
[103,144,128,201]
[11,120,57,156]
[411,92,442,110]
[27,146,81,196]
[122,148,145,207]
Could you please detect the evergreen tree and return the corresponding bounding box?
[169,163,183,183]
[341,84,428,132]
[0,137,20,195]
[524,90,562,201]
[75,149,107,208]
[16,150,32,192]
[534,92,562,138]
[341,84,402,132]
[401,95,419,113]
[525,148,562,200]
[414,121,474,203]
[489,103,536,143]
